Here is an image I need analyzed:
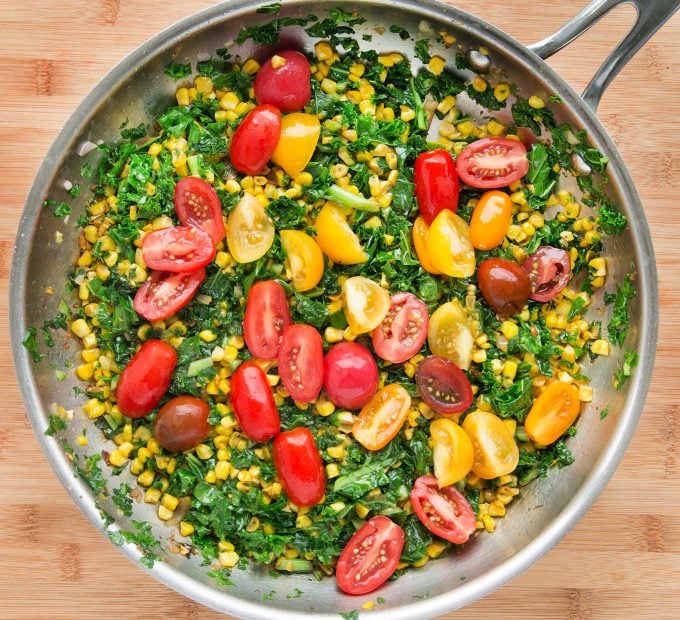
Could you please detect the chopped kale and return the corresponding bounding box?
[256,3,281,14]
[389,25,410,40]
[22,328,44,362]
[605,273,636,347]
[597,203,627,234]
[414,39,432,64]
[120,122,147,141]
[112,483,133,517]
[209,568,236,586]
[236,15,318,45]
[614,348,638,389]
[527,143,556,199]
[76,453,107,496]
[165,61,192,81]
[292,294,328,329]
[45,413,67,436]
[512,98,555,135]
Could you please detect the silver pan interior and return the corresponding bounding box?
[10,0,658,618]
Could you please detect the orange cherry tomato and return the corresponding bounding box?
[280,229,324,292]
[430,418,474,487]
[425,209,476,278]
[462,410,519,479]
[226,193,275,263]
[271,112,321,178]
[352,384,411,451]
[525,381,581,445]
[469,190,513,250]
[314,202,368,265]
[412,216,442,275]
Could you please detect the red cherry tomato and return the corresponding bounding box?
[410,475,476,544]
[477,258,532,318]
[230,361,280,442]
[141,226,215,273]
[153,395,210,452]
[133,268,205,321]
[116,340,177,418]
[229,104,282,175]
[414,149,459,225]
[253,50,312,113]
[278,324,323,403]
[273,428,326,507]
[522,246,572,302]
[372,292,429,364]
[174,177,225,245]
[243,280,292,360]
[415,355,473,415]
[336,516,405,595]
[323,342,379,410]
[456,138,529,189]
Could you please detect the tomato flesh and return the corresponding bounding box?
[427,300,474,370]
[280,229,324,292]
[116,340,177,418]
[230,361,280,442]
[273,428,326,507]
[253,50,311,113]
[525,381,581,445]
[174,176,225,245]
[477,258,532,318]
[243,280,291,360]
[133,268,205,322]
[425,209,476,278]
[336,516,405,595]
[372,292,429,364]
[462,410,519,479]
[412,216,441,275]
[522,246,572,302]
[271,113,321,178]
[153,395,210,452]
[341,275,391,335]
[352,384,411,451]
[415,355,473,415]
[415,149,459,225]
[430,419,474,487]
[469,190,513,250]
[278,324,323,403]
[456,138,529,189]
[411,476,476,544]
[323,342,378,409]
[226,193,275,264]
[142,225,215,272]
[229,104,282,175]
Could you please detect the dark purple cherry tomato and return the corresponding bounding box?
[477,258,532,318]
[153,396,210,452]
[415,355,473,415]
[253,50,312,113]
[522,246,572,302]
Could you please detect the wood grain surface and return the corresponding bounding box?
[1,1,679,618]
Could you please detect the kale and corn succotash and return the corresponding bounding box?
[32,8,638,597]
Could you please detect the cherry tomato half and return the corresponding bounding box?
[174,176,225,245]
[314,202,368,265]
[226,193,275,264]
[412,216,442,275]
[469,190,513,250]
[271,113,321,179]
[425,209,476,278]
[280,229,324,292]
[153,395,210,452]
[430,419,474,487]
[230,361,280,442]
[522,246,572,302]
[336,516,404,595]
[415,149,459,225]
[352,384,411,451]
[253,50,312,113]
[456,138,529,189]
[323,342,378,410]
[477,258,532,318]
[428,300,474,370]
[229,104,281,175]
[133,268,205,322]
[525,381,581,445]
[372,292,429,364]
[278,324,323,403]
[341,276,391,335]
[116,340,177,418]
[462,410,519,479]
[142,225,215,273]
[410,476,476,544]
[273,427,326,507]
[415,355,473,415]
[243,280,291,360]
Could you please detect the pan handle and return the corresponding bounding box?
[528,0,679,111]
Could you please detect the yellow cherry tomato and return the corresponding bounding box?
[427,300,473,370]
[226,193,275,263]
[525,381,581,445]
[412,216,442,275]
[462,410,519,479]
[425,209,476,277]
[342,276,391,334]
[469,190,513,250]
[353,384,411,451]
[430,418,474,487]
[314,202,368,264]
[280,229,324,292]
[271,113,321,178]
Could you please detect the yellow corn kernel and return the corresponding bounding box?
[194,76,213,94]
[472,76,487,92]
[144,488,162,504]
[502,360,518,381]
[400,105,416,122]
[71,318,91,338]
[578,385,594,403]
[359,99,376,115]
[427,542,447,558]
[323,326,344,343]
[76,363,94,381]
[218,549,239,568]
[76,434,88,447]
[179,521,195,537]
[529,95,545,109]
[176,87,190,106]
[482,514,496,532]
[494,83,511,102]
[108,450,128,467]
[501,320,519,340]
[521,222,536,237]
[242,58,260,75]
[457,119,475,137]
[489,500,506,517]
[436,95,457,115]
[591,339,610,356]
[428,56,445,75]
[315,41,333,61]
[486,119,506,136]
[327,444,345,460]
[160,493,178,512]
[320,77,337,94]
[205,470,217,484]
[412,555,429,568]
[83,398,105,419]
[295,172,314,186]
[215,461,231,481]
[325,463,340,479]
[589,257,607,277]
[195,443,213,460]
[269,54,286,69]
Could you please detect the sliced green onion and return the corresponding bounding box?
[410,78,427,131]
[187,356,214,377]
[187,154,202,177]
[275,557,313,573]
[326,184,380,212]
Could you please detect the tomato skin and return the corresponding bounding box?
[427,300,474,370]
[273,428,326,507]
[462,410,519,479]
[142,226,215,272]
[522,246,572,302]
[415,149,459,225]
[410,476,476,544]
[412,216,441,275]
[469,190,513,250]
[372,292,429,364]
[243,280,291,360]
[133,268,205,322]
[314,202,368,265]
[430,419,474,487]
[226,193,275,264]
[352,384,411,451]
[278,324,324,403]
[229,104,282,175]
[323,342,378,409]
[456,138,529,189]
[525,381,581,445]
[336,516,404,595]
[477,258,532,318]
[116,340,177,418]
[253,50,311,113]
[271,113,321,178]
[153,396,210,452]
[174,177,225,245]
[425,209,476,278]
[230,361,281,442]
[415,356,473,415]
[279,229,324,292]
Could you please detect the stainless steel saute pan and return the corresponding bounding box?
[10,0,676,618]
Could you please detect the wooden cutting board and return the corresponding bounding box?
[1,1,679,618]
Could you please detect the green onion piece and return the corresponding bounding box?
[410,78,427,131]
[187,356,214,377]
[326,184,380,212]
[187,154,201,177]
[275,557,313,573]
